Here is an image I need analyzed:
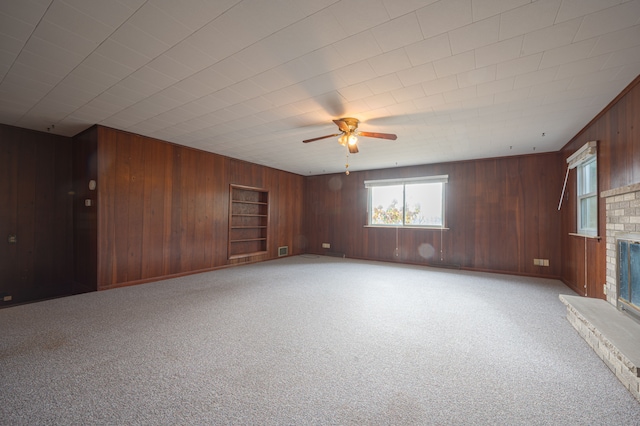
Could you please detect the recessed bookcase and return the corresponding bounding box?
[228,184,269,259]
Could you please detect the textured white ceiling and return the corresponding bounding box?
[1,0,639,175]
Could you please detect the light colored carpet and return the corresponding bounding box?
[1,255,639,425]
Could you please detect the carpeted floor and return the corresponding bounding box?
[1,255,639,425]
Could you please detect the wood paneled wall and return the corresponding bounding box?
[72,127,98,294]
[92,126,304,290]
[304,152,561,277]
[0,124,73,304]
[560,75,640,298]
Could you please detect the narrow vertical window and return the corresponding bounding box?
[577,156,597,235]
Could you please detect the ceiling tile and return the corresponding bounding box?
[44,0,115,44]
[396,62,437,86]
[471,0,530,21]
[147,54,198,81]
[163,42,218,73]
[604,45,640,69]
[367,48,413,76]
[329,0,390,36]
[496,53,542,79]
[416,0,472,39]
[421,75,459,96]
[382,0,437,19]
[556,54,608,80]
[80,52,136,81]
[151,0,240,31]
[499,0,561,40]
[94,39,153,70]
[457,64,497,88]
[366,73,403,95]
[521,17,582,56]
[0,0,638,175]
[591,25,640,57]
[335,60,378,86]
[332,31,384,65]
[0,11,37,43]
[61,0,136,30]
[111,23,170,59]
[574,0,640,41]
[0,0,49,25]
[443,85,477,103]
[539,38,598,69]
[477,77,514,97]
[449,15,500,55]
[514,66,558,89]
[433,51,475,78]
[555,0,624,23]
[390,83,426,103]
[125,3,192,47]
[404,33,452,66]
[475,36,522,68]
[371,12,423,52]
[339,82,374,102]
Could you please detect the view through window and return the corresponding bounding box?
[366,176,447,227]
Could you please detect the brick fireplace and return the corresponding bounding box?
[560,182,640,404]
[603,182,640,318]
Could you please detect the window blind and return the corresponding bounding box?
[558,141,597,211]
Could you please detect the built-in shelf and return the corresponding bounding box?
[228,184,269,259]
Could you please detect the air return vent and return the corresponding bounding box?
[278,246,288,257]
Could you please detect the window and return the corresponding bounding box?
[577,156,597,235]
[365,175,447,228]
[561,141,597,235]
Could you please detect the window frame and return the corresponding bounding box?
[364,175,448,229]
[576,155,597,236]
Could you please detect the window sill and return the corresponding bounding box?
[364,225,449,230]
[569,232,601,240]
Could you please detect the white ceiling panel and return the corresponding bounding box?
[498,0,561,40]
[370,12,423,53]
[416,0,473,40]
[0,0,638,174]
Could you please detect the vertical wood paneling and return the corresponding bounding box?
[93,126,304,290]
[304,152,561,277]
[72,126,98,294]
[0,124,72,304]
[560,75,640,299]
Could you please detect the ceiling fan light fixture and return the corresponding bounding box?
[348,133,358,146]
[338,133,348,146]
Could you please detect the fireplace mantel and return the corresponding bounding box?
[601,182,640,198]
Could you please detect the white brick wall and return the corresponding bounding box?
[602,185,640,306]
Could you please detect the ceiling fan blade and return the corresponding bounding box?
[333,119,350,133]
[358,131,397,140]
[348,143,359,154]
[302,133,341,143]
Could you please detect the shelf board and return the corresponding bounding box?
[229,251,268,259]
[230,237,267,243]
[231,200,267,205]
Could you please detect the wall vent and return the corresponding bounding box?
[278,246,288,257]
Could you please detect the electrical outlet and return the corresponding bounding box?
[3,295,12,302]
[322,243,330,249]
[542,259,549,266]
[533,259,540,266]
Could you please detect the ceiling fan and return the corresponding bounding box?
[302,117,397,153]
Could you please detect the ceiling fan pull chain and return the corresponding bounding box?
[345,153,350,175]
